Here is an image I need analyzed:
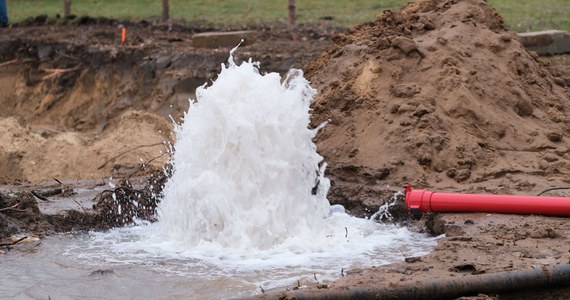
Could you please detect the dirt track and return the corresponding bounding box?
[1,0,570,298]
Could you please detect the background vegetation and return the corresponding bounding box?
[6,0,570,32]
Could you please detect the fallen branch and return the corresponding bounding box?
[0,202,23,212]
[98,142,164,170]
[537,187,570,196]
[126,152,168,180]
[95,186,151,209]
[0,236,28,247]
[31,190,50,201]
[95,185,158,226]
[73,199,88,214]
[0,58,33,68]
[56,51,81,61]
[41,65,81,80]
[35,188,63,198]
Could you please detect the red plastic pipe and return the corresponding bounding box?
[405,185,570,217]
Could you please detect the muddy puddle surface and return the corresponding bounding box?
[3,235,203,299]
[1,226,436,299]
[2,235,257,299]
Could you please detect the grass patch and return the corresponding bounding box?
[7,0,162,22]
[488,0,569,32]
[6,0,569,32]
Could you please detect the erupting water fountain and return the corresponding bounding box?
[154,50,332,252]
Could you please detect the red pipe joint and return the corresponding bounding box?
[405,184,570,217]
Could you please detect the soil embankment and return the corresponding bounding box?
[306,0,569,213]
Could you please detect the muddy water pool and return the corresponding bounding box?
[1,226,435,300]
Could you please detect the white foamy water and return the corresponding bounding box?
[57,53,437,299]
[155,52,331,251]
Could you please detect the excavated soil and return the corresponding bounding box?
[1,0,570,298]
[306,0,569,211]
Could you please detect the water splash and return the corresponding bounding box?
[154,54,332,251]
[371,192,402,222]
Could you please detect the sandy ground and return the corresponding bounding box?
[262,211,570,299]
[1,0,570,298]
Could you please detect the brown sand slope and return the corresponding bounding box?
[307,0,569,208]
[0,111,172,183]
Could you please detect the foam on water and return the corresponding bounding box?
[61,52,437,297]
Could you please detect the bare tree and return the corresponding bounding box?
[288,0,296,31]
[162,0,170,22]
[64,0,71,17]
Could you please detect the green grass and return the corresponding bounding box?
[7,0,163,22]
[164,0,407,27]
[488,0,570,32]
[5,0,569,32]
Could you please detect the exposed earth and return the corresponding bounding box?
[1,0,570,298]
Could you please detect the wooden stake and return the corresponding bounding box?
[162,0,170,22]
[288,0,296,32]
[64,0,72,17]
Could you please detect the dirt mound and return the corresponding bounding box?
[307,0,569,210]
[0,111,172,184]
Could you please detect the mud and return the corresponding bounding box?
[269,212,570,299]
[1,0,570,298]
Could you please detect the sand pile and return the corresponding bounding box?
[0,111,171,184]
[307,0,569,207]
